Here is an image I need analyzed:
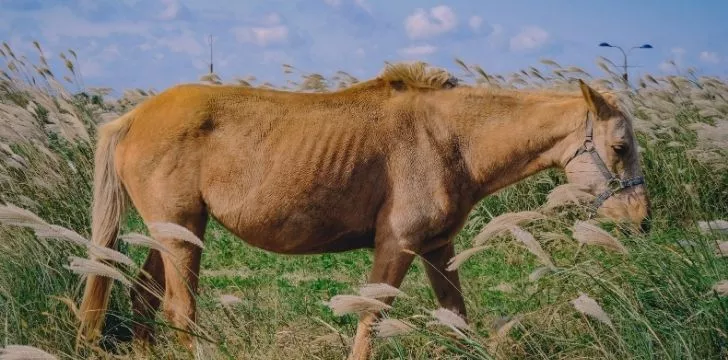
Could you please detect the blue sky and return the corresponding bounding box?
[1,0,726,92]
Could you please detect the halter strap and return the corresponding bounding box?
[564,111,645,215]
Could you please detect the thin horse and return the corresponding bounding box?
[77,63,649,359]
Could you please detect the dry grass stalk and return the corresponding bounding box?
[147,222,205,249]
[358,283,407,299]
[374,318,415,338]
[543,183,595,210]
[219,294,243,306]
[65,256,131,287]
[0,345,58,360]
[473,211,546,246]
[572,221,628,254]
[324,295,391,316]
[0,204,89,247]
[430,308,470,331]
[570,292,613,328]
[528,266,552,282]
[489,282,514,293]
[446,245,489,271]
[509,226,555,269]
[120,233,172,254]
[712,280,728,296]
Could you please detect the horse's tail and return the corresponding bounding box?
[77,109,134,343]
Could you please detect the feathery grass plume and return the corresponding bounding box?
[374,318,415,338]
[473,211,546,246]
[324,295,391,316]
[0,345,58,360]
[572,221,628,254]
[509,226,555,269]
[489,282,514,293]
[540,231,571,244]
[697,220,728,234]
[65,256,132,287]
[570,292,613,328]
[446,245,489,271]
[543,183,595,210]
[219,294,243,306]
[711,280,728,296]
[147,222,205,249]
[120,233,172,254]
[491,316,520,340]
[0,204,89,247]
[539,58,561,68]
[358,283,407,299]
[87,244,135,267]
[528,266,552,282]
[430,308,470,331]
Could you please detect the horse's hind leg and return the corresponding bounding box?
[422,241,467,317]
[155,213,207,350]
[131,249,165,342]
[127,186,208,349]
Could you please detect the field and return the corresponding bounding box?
[1,41,727,359]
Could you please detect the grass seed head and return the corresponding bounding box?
[570,292,613,328]
[324,295,391,316]
[572,221,628,254]
[374,318,415,338]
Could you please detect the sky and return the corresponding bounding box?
[1,0,727,93]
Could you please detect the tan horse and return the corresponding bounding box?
[77,63,649,359]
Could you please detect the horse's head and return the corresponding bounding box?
[562,80,650,232]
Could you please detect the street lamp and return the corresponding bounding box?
[598,42,653,84]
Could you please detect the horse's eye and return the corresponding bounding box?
[612,144,628,156]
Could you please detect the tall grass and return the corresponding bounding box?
[1,41,727,359]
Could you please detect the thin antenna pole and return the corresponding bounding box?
[209,34,214,74]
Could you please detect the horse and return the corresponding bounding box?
[77,62,650,359]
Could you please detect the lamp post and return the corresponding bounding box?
[598,42,653,85]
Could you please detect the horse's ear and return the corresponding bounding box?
[578,79,607,118]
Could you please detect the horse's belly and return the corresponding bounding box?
[216,206,376,254]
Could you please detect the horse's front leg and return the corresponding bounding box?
[348,227,417,360]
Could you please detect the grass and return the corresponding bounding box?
[1,41,727,359]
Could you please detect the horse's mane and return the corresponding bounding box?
[347,62,459,92]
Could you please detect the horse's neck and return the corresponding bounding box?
[447,91,585,197]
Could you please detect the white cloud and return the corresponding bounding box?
[405,6,457,39]
[159,0,182,20]
[509,26,549,51]
[231,12,288,47]
[232,26,289,46]
[262,13,282,26]
[26,7,150,42]
[469,16,483,31]
[355,0,372,14]
[700,51,720,64]
[398,44,437,57]
[161,32,204,55]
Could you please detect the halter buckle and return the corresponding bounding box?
[607,178,624,192]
